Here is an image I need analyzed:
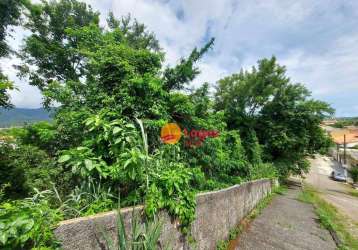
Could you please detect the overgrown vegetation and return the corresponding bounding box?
[98,209,167,250]
[0,0,334,249]
[350,167,358,183]
[299,185,358,250]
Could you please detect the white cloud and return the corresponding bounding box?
[1,0,358,117]
[0,56,43,108]
[281,34,358,97]
[191,62,228,88]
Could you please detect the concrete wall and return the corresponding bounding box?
[54,179,274,250]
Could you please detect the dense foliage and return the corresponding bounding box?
[350,166,358,183]
[0,0,30,57]
[0,74,15,108]
[215,57,333,177]
[0,0,30,108]
[0,0,334,249]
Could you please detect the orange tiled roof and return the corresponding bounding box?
[329,128,358,144]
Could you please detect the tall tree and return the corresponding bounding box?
[16,0,214,150]
[0,0,29,57]
[0,0,29,108]
[106,12,160,52]
[18,0,214,114]
[17,0,100,91]
[215,57,334,176]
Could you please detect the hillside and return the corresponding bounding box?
[0,108,52,127]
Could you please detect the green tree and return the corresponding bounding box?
[17,0,100,92]
[0,0,30,57]
[17,0,215,152]
[106,12,160,52]
[0,0,30,108]
[163,38,214,91]
[0,74,15,108]
[215,57,334,177]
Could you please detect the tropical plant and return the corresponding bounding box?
[98,209,168,250]
[0,190,62,250]
[145,163,198,233]
[59,177,116,218]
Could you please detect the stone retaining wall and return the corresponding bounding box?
[55,178,275,250]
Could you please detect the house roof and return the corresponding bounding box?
[329,128,358,144]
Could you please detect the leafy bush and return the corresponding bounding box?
[0,191,62,250]
[0,143,58,200]
[249,163,277,180]
[58,112,203,231]
[350,167,358,183]
[61,177,116,219]
[145,163,198,233]
[58,111,147,193]
[20,122,58,155]
[183,130,250,186]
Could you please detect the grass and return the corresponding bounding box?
[349,190,358,198]
[216,184,287,250]
[299,185,358,250]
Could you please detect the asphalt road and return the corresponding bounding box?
[305,155,358,223]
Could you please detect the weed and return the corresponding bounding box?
[299,185,358,250]
[97,208,170,250]
[348,190,358,198]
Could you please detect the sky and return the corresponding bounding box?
[1,0,358,117]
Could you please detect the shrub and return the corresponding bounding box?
[350,167,358,183]
[183,130,249,184]
[0,192,63,249]
[0,143,58,200]
[249,163,277,180]
[20,122,58,155]
[145,163,198,233]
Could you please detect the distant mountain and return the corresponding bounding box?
[0,108,52,127]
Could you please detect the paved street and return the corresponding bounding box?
[235,183,336,250]
[305,155,358,223]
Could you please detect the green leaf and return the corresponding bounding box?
[130,167,136,180]
[58,155,71,163]
[77,146,88,151]
[114,138,122,144]
[84,159,94,171]
[0,233,7,245]
[113,127,122,135]
[22,219,34,233]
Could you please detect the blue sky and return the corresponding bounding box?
[1,0,358,116]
